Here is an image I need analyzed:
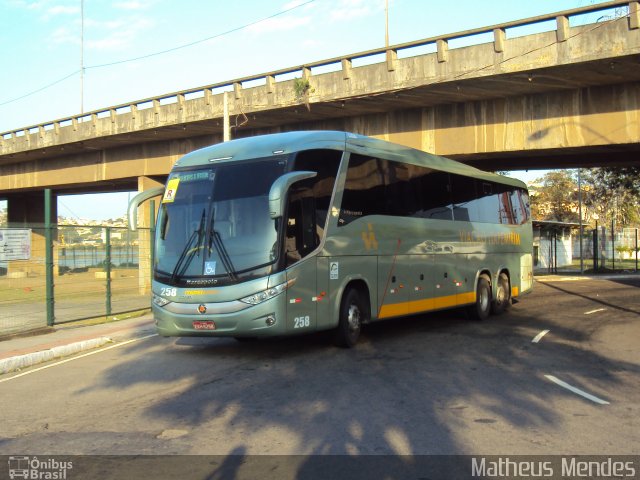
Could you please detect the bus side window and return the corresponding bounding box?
[339,154,386,225]
[293,149,342,236]
[286,188,317,267]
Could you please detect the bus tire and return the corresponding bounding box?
[333,288,365,348]
[469,276,491,321]
[491,272,511,315]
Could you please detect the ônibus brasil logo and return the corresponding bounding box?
[8,456,73,479]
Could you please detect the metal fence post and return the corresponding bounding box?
[593,225,598,272]
[45,188,55,326]
[105,226,112,317]
[611,219,615,272]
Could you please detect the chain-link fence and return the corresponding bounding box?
[0,225,152,335]
[588,226,640,272]
[534,224,639,274]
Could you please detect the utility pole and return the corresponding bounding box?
[578,168,584,273]
[80,0,84,113]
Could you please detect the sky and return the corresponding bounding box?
[0,0,615,221]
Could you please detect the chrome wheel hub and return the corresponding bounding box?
[480,289,489,310]
[347,304,361,332]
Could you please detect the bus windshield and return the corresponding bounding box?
[155,157,288,286]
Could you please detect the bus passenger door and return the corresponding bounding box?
[284,189,318,333]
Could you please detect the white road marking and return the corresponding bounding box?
[585,308,606,315]
[544,374,610,405]
[532,329,550,343]
[0,333,158,384]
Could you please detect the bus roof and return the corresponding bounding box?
[174,130,526,189]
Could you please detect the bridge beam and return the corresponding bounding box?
[0,81,639,193]
[5,190,57,227]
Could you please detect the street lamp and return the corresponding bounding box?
[80,0,84,113]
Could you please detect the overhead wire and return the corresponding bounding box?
[0,0,316,108]
[0,70,80,107]
[85,0,316,70]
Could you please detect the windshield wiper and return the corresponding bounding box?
[170,209,206,282]
[207,214,237,281]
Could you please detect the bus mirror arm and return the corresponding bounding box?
[127,187,165,231]
[268,171,317,219]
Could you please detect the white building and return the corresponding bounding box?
[532,220,580,273]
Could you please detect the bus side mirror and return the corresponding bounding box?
[268,171,317,219]
[127,187,165,231]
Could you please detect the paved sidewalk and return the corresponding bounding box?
[0,314,156,375]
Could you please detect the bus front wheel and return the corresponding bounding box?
[334,288,366,348]
[469,276,491,321]
[491,272,511,315]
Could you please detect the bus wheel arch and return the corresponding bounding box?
[333,280,370,348]
[469,272,492,321]
[491,270,511,315]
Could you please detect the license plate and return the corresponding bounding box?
[193,320,216,330]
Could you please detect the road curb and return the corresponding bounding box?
[0,337,113,375]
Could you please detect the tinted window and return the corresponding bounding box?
[286,149,342,265]
[413,170,452,220]
[451,174,477,222]
[339,154,528,226]
[339,154,387,226]
[293,149,342,232]
[388,163,453,219]
[474,180,504,223]
[510,188,531,225]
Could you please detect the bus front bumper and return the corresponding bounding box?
[153,294,287,338]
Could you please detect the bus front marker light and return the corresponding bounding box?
[266,316,276,326]
[239,279,295,305]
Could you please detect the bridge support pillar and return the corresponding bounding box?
[4,190,57,277]
[6,190,57,226]
[137,176,164,295]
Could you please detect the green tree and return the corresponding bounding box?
[529,170,579,222]
[581,167,640,227]
[527,168,640,227]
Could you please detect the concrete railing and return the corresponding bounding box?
[1,0,637,144]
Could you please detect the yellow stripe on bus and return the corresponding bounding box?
[378,291,477,319]
[511,286,519,297]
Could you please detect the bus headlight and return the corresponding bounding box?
[153,294,171,307]
[239,279,294,305]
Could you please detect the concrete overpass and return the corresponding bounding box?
[1,0,639,219]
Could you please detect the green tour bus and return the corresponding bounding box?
[129,131,533,347]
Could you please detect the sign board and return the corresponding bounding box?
[0,229,32,261]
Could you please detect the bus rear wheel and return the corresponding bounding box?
[333,288,366,348]
[491,272,511,315]
[468,276,491,321]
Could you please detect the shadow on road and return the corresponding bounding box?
[537,278,640,316]
[71,279,640,477]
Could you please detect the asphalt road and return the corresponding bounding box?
[0,276,638,475]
